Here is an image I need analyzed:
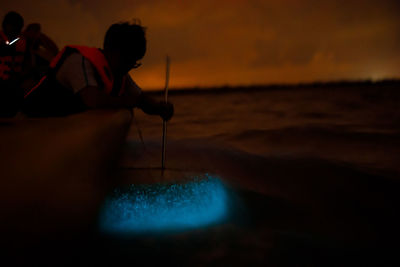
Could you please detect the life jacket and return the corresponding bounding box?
[24,45,126,98]
[0,31,26,81]
[23,45,126,117]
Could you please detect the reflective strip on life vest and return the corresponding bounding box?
[24,75,47,98]
[0,31,26,53]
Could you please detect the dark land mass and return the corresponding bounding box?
[148,79,400,96]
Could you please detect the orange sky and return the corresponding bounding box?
[2,0,400,89]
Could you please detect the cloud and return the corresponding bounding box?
[2,0,399,88]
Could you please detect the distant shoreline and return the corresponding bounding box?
[146,79,400,95]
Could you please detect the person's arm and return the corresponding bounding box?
[136,93,174,121]
[78,86,174,121]
[122,75,174,121]
[64,55,173,119]
[78,75,146,109]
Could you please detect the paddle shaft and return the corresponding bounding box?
[161,56,170,170]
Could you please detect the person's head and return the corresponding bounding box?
[2,11,24,40]
[24,23,41,41]
[103,22,146,76]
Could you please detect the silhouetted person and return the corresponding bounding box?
[21,23,59,93]
[0,11,26,117]
[23,22,173,121]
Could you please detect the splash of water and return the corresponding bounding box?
[98,174,229,236]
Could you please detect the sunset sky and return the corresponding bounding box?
[2,0,399,89]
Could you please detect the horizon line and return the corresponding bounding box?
[142,78,400,92]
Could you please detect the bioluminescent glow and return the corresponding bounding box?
[98,174,230,235]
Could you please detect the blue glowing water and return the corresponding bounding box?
[98,174,229,235]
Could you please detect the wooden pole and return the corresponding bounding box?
[161,56,170,171]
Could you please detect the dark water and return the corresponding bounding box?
[106,84,400,266]
[4,84,400,266]
[131,85,400,177]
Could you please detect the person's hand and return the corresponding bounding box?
[159,101,174,121]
